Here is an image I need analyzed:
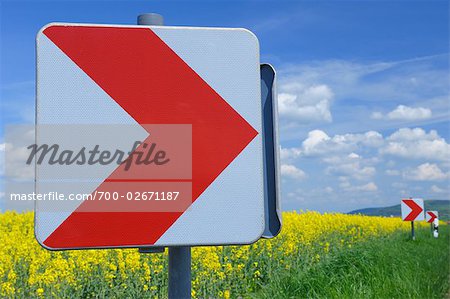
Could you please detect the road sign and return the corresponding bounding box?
[401,198,425,221]
[432,215,439,238]
[426,211,438,223]
[35,23,267,249]
[260,64,281,239]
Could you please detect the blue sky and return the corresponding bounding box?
[1,0,449,212]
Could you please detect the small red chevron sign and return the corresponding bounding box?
[35,24,265,249]
[426,211,438,223]
[401,198,425,221]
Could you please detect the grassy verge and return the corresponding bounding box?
[253,226,449,299]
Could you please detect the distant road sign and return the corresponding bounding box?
[401,198,425,221]
[36,23,266,249]
[426,211,438,223]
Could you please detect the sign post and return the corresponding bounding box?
[168,247,191,298]
[433,218,439,238]
[426,211,439,238]
[401,198,424,240]
[137,13,191,298]
[135,13,168,256]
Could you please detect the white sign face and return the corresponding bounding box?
[426,211,439,223]
[401,198,425,221]
[35,23,266,249]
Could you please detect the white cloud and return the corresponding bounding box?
[361,131,385,147]
[277,83,333,123]
[392,182,406,189]
[279,56,448,108]
[279,125,449,211]
[276,56,448,143]
[281,164,307,180]
[330,165,376,181]
[1,128,36,180]
[385,169,400,176]
[370,112,384,120]
[302,130,332,155]
[372,105,432,121]
[301,130,383,156]
[325,153,376,181]
[280,147,301,163]
[3,142,34,180]
[430,185,447,194]
[403,163,449,181]
[358,182,378,192]
[324,186,334,193]
[340,181,378,192]
[0,143,5,176]
[382,128,450,161]
[348,152,359,159]
[387,105,432,120]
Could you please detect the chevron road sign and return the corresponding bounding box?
[426,211,438,223]
[401,198,425,221]
[35,23,271,249]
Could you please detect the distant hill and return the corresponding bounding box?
[348,200,450,221]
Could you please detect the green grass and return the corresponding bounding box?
[253,226,450,299]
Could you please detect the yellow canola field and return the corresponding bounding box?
[0,211,428,298]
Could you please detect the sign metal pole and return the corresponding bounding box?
[168,247,191,298]
[137,13,192,299]
[433,220,439,238]
[411,220,415,241]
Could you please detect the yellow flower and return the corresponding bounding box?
[0,210,431,298]
[254,270,261,278]
[36,288,44,296]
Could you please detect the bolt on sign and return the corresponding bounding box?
[426,211,438,223]
[35,23,270,249]
[401,198,425,221]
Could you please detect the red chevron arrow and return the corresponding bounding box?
[427,211,437,223]
[403,199,423,221]
[42,25,258,248]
